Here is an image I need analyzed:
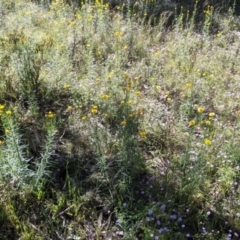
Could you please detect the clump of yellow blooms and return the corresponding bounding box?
[197,107,204,113]
[189,120,196,127]
[45,111,55,118]
[6,110,12,115]
[91,105,98,114]
[0,104,5,115]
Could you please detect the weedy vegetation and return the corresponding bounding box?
[0,0,240,239]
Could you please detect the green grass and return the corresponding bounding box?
[0,0,240,239]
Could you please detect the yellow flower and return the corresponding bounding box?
[6,110,12,115]
[156,85,161,90]
[101,94,110,99]
[209,112,215,117]
[0,104,5,110]
[67,105,72,111]
[5,129,10,134]
[204,139,211,145]
[0,140,4,145]
[154,51,160,57]
[205,120,211,125]
[114,31,122,37]
[127,81,133,86]
[189,120,196,126]
[135,91,141,95]
[139,131,146,137]
[91,109,98,114]
[129,113,134,118]
[197,107,204,113]
[128,100,133,104]
[123,87,130,92]
[120,120,127,125]
[136,109,143,115]
[167,97,172,102]
[186,83,192,88]
[104,113,108,118]
[82,115,87,121]
[91,105,98,114]
[210,74,214,78]
[63,84,70,89]
[45,111,55,118]
[121,100,125,104]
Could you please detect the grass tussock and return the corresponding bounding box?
[0,0,240,239]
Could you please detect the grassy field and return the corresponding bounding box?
[0,0,240,239]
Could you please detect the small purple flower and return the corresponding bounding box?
[146,217,151,222]
[177,217,182,222]
[160,204,166,211]
[158,227,169,233]
[186,233,190,238]
[156,220,161,225]
[181,224,185,228]
[116,219,121,225]
[148,209,154,215]
[202,227,207,235]
[123,203,127,207]
[170,214,177,220]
